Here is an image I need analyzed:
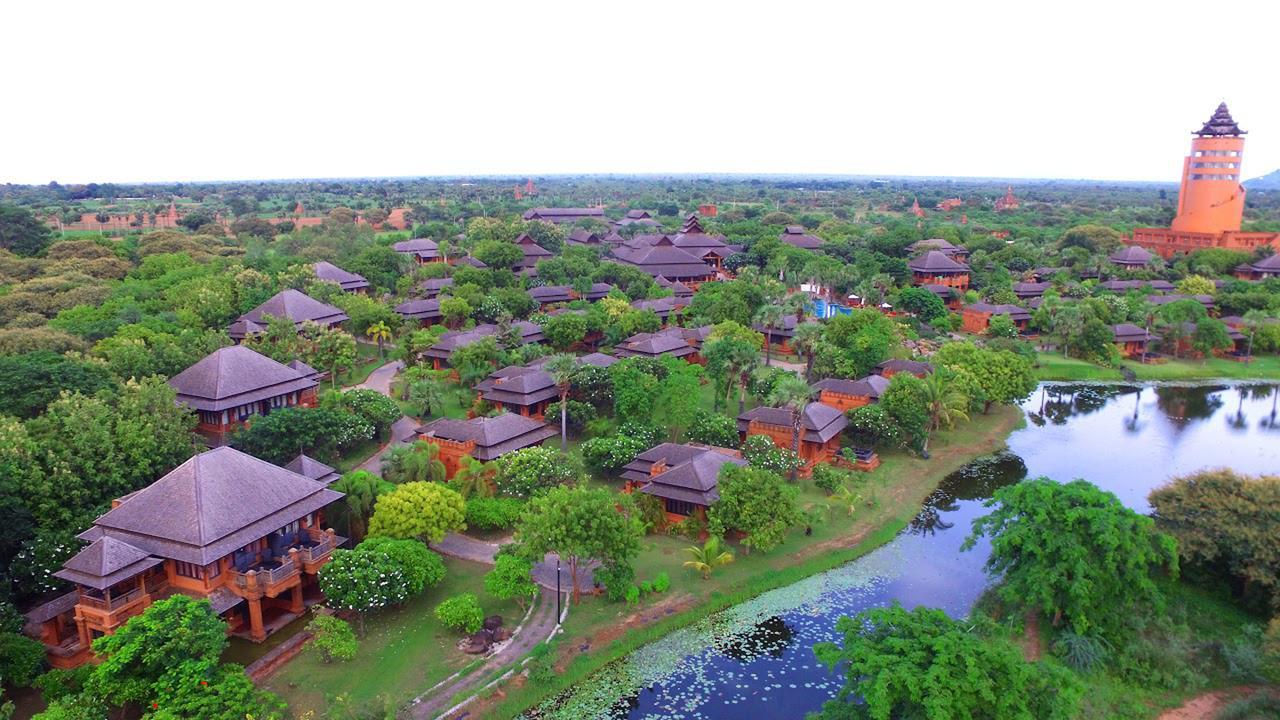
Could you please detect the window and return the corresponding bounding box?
[174,561,202,579]
[205,561,221,579]
[664,499,696,517]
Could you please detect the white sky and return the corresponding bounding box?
[2,0,1278,185]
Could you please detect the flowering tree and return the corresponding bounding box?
[319,546,410,635]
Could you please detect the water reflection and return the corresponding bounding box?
[910,452,1027,535]
[715,616,794,663]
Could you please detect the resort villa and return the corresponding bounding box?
[961,303,1033,334]
[393,238,443,264]
[227,289,348,342]
[622,443,747,524]
[779,225,825,250]
[168,345,320,443]
[812,375,890,413]
[737,402,849,476]
[908,251,970,290]
[415,414,559,478]
[312,261,370,294]
[26,447,344,667]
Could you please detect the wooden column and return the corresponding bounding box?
[289,584,304,614]
[248,598,265,642]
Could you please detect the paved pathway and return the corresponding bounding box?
[432,533,597,593]
[349,359,403,394]
[407,586,563,720]
[356,415,419,475]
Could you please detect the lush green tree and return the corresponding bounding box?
[0,204,54,256]
[707,464,802,553]
[365,320,393,359]
[653,356,704,441]
[610,356,663,422]
[319,546,411,634]
[1150,469,1280,608]
[306,613,357,663]
[307,325,358,387]
[766,373,814,482]
[581,434,650,475]
[328,470,391,542]
[0,631,47,686]
[1192,317,1233,358]
[1176,274,1216,296]
[0,351,116,418]
[985,313,1018,339]
[366,481,466,542]
[231,406,373,464]
[543,353,578,450]
[703,334,760,414]
[322,387,402,436]
[754,303,786,366]
[877,373,929,452]
[87,595,228,706]
[542,313,588,351]
[357,536,446,595]
[484,553,539,610]
[685,409,739,448]
[494,446,579,497]
[516,485,644,603]
[473,240,524,271]
[146,659,286,720]
[451,455,498,499]
[964,478,1178,638]
[435,593,485,633]
[933,342,1036,414]
[381,440,447,484]
[812,604,1081,720]
[1056,223,1122,254]
[450,336,500,387]
[440,296,472,329]
[896,286,947,322]
[791,321,824,381]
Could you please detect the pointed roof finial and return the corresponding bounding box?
[1195,102,1246,136]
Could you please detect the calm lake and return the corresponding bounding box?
[525,382,1280,720]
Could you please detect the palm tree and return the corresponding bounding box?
[790,322,823,382]
[726,341,760,415]
[330,471,385,543]
[683,536,734,580]
[542,353,578,451]
[754,304,785,366]
[1241,310,1269,365]
[452,456,496,498]
[366,321,393,360]
[382,441,447,484]
[407,379,444,419]
[829,482,865,517]
[919,372,969,456]
[767,373,813,482]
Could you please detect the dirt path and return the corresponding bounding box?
[1156,686,1270,720]
[407,586,564,720]
[1021,610,1042,661]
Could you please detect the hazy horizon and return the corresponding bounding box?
[5,1,1279,186]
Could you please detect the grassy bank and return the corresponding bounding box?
[263,556,520,717]
[470,406,1025,719]
[1036,353,1280,382]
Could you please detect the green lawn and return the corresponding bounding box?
[263,556,523,718]
[1036,352,1280,382]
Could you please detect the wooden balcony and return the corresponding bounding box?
[75,586,152,630]
[230,557,300,600]
[298,533,337,574]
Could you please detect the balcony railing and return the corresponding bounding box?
[299,534,336,565]
[78,586,145,612]
[231,558,299,596]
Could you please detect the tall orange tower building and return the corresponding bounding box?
[1131,103,1280,258]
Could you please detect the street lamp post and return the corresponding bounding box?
[555,557,561,621]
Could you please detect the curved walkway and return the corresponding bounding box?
[432,533,597,593]
[351,359,403,394]
[407,586,563,720]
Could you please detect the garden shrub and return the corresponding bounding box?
[653,572,670,593]
[625,585,640,607]
[307,612,358,663]
[435,594,484,634]
[597,563,636,603]
[465,496,525,530]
